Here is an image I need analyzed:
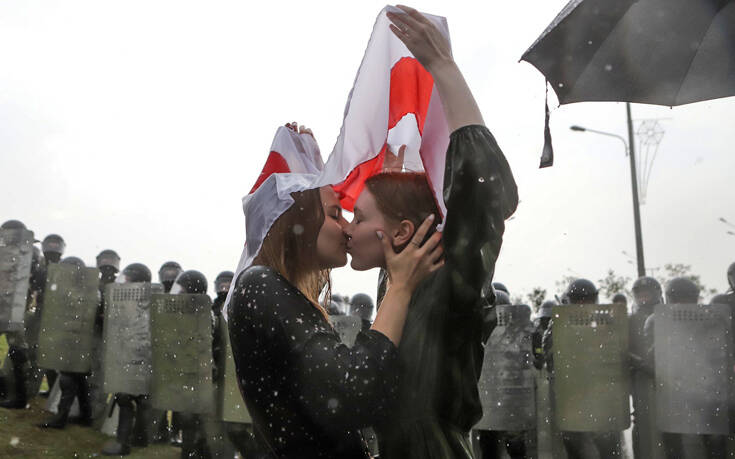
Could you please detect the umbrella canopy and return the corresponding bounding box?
[522,0,735,106]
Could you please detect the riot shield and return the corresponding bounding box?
[37,264,99,373]
[475,305,536,431]
[654,303,734,435]
[102,282,163,395]
[0,228,34,332]
[150,293,214,414]
[551,304,630,432]
[216,318,252,423]
[328,314,362,347]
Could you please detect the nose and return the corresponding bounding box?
[342,220,353,239]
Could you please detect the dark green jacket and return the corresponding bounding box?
[377,125,518,458]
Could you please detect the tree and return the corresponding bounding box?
[526,287,547,313]
[597,269,631,302]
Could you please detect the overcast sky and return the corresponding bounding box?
[1,1,733,303]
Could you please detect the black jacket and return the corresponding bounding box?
[228,266,399,458]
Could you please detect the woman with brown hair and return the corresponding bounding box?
[228,172,444,458]
[343,5,518,458]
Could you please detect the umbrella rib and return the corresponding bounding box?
[671,8,722,105]
[563,8,633,100]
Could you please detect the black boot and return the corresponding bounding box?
[38,372,76,428]
[131,396,151,447]
[68,374,92,426]
[0,346,29,409]
[102,395,133,456]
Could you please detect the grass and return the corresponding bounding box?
[1,335,178,458]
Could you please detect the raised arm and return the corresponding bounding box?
[389,5,519,308]
[387,5,483,132]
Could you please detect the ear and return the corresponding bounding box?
[390,219,416,247]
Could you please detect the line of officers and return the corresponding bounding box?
[473,264,735,459]
[0,220,258,457]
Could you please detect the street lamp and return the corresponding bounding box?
[571,112,647,278]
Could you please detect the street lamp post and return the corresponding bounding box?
[571,103,647,278]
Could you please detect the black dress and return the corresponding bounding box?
[375,125,518,458]
[228,265,399,458]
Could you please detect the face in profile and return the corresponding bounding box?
[344,189,394,271]
[316,186,349,270]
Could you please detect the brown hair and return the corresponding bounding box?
[254,188,331,319]
[364,172,442,251]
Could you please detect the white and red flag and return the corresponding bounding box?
[226,7,452,314]
[316,6,451,218]
[224,126,323,317]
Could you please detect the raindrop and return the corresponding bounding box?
[604,64,613,72]
[478,177,485,183]
[293,224,304,235]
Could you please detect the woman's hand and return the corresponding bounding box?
[285,121,315,139]
[383,144,406,172]
[386,5,452,73]
[387,5,484,131]
[379,214,444,292]
[370,213,443,346]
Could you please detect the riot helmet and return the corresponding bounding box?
[612,293,628,306]
[214,271,234,295]
[711,294,730,305]
[492,282,509,295]
[171,270,208,295]
[350,293,375,321]
[118,263,152,284]
[96,250,120,271]
[564,278,598,305]
[632,276,663,307]
[60,256,85,269]
[728,262,735,291]
[493,289,511,306]
[327,301,343,316]
[538,300,556,319]
[42,234,65,263]
[1,220,26,230]
[158,261,183,292]
[664,277,700,304]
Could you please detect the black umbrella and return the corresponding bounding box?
[522,0,735,106]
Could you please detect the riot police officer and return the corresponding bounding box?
[89,250,120,423]
[37,234,66,395]
[480,288,510,346]
[158,261,183,294]
[153,260,184,444]
[101,263,154,456]
[350,293,375,332]
[0,220,42,409]
[532,300,555,370]
[38,256,94,428]
[644,277,726,459]
[628,277,663,459]
[612,293,627,306]
[212,271,233,317]
[210,270,260,458]
[543,278,624,459]
[169,270,212,459]
[477,303,536,459]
